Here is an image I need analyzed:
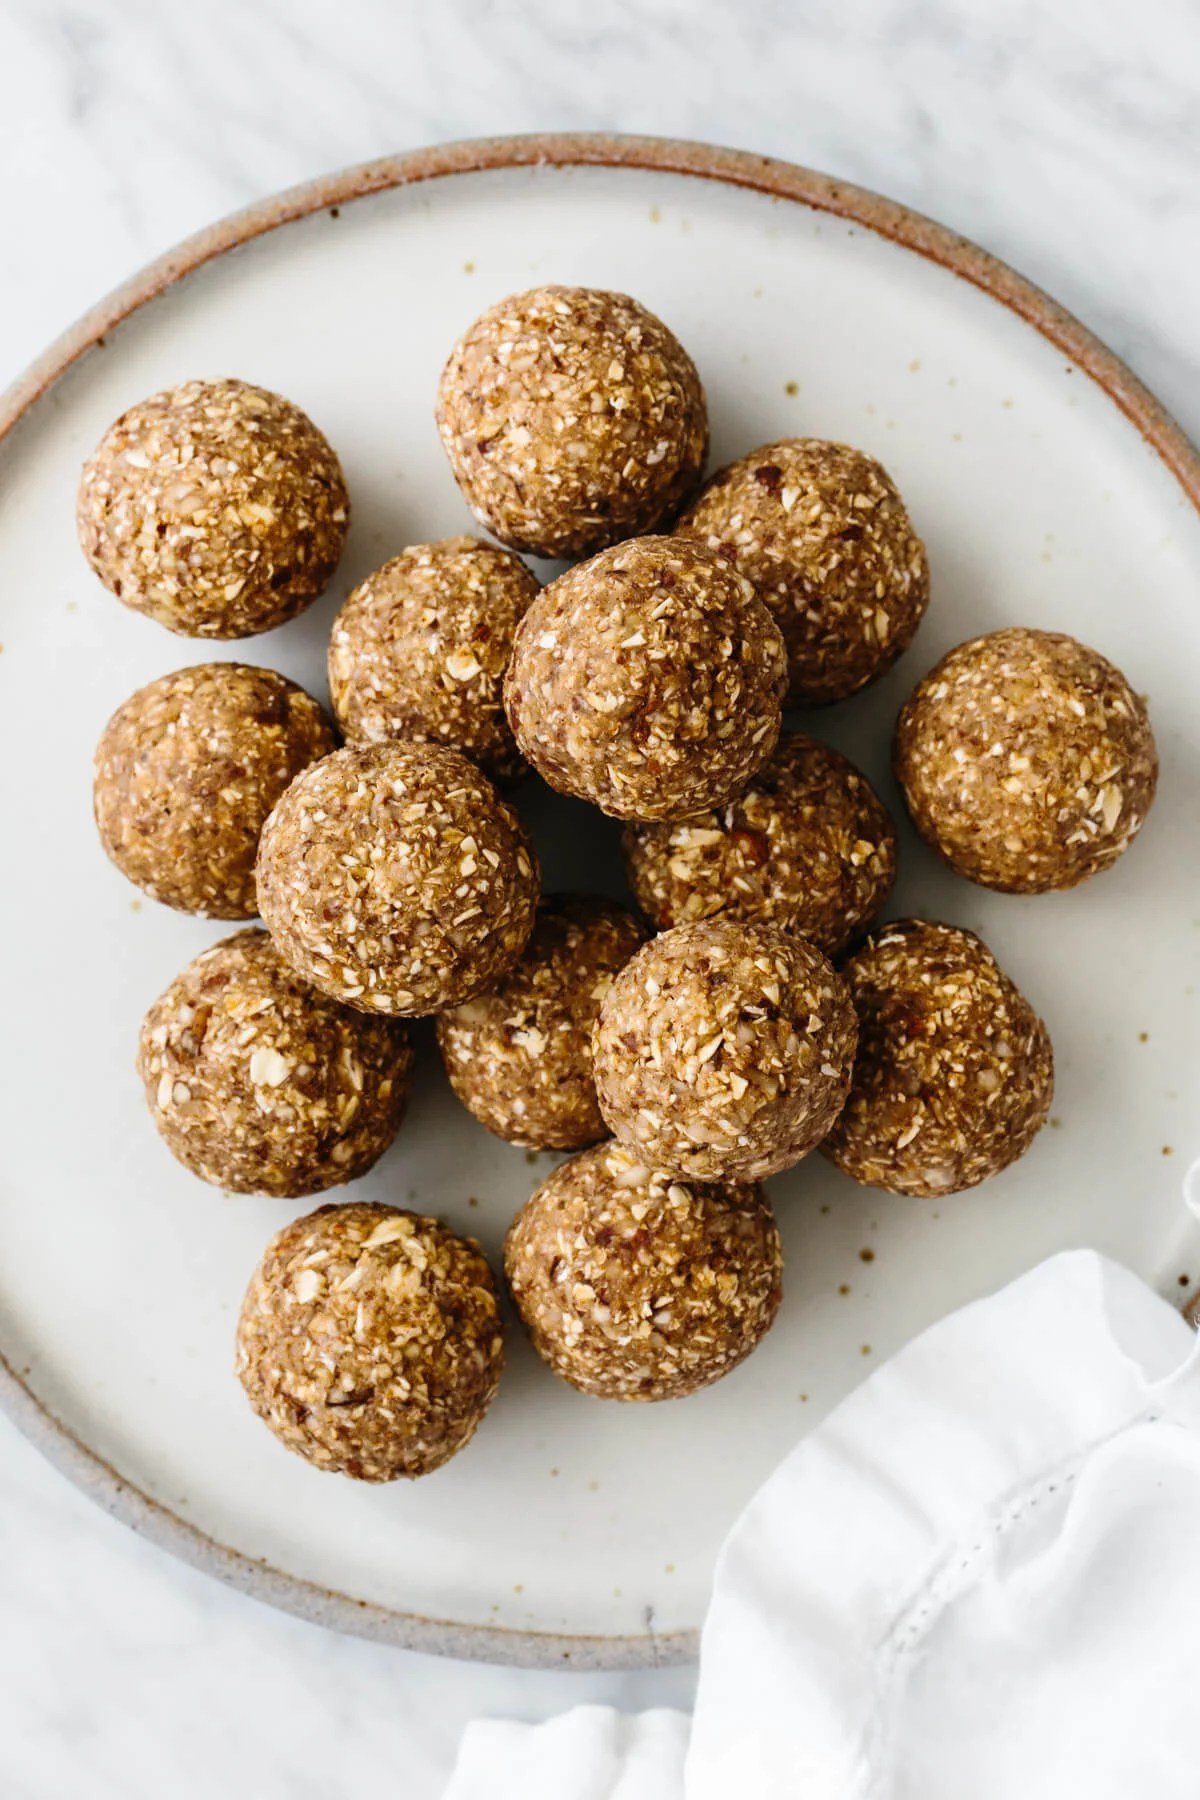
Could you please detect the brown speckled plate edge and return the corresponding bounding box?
[2,133,1198,1670]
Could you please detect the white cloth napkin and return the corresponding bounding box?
[446,1245,1200,1800]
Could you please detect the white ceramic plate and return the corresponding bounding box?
[2,138,1198,1669]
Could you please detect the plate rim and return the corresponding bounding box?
[2,131,1198,1671]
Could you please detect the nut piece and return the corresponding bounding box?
[137,929,413,1197]
[504,1142,782,1401]
[94,663,335,917]
[77,379,349,638]
[256,741,539,1017]
[504,536,787,823]
[328,537,539,784]
[676,438,929,703]
[894,627,1157,893]
[236,1201,504,1479]
[821,918,1054,1196]
[592,919,857,1183]
[436,285,708,558]
[437,895,645,1150]
[622,731,896,955]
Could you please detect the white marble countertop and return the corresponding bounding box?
[1,1,1196,1793]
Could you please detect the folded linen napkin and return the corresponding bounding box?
[447,1243,1200,1800]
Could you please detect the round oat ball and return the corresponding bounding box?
[593,919,857,1183]
[622,732,896,955]
[437,895,645,1151]
[894,628,1157,893]
[236,1201,504,1480]
[77,379,349,638]
[256,741,539,1016]
[676,438,929,703]
[328,537,538,784]
[504,536,787,823]
[94,663,336,918]
[436,285,708,559]
[137,929,413,1197]
[821,919,1054,1196]
[504,1141,782,1401]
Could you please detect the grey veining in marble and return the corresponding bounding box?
[0,1,1197,1794]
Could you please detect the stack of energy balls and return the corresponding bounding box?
[81,286,1158,1486]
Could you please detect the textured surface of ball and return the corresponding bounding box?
[894,627,1157,892]
[94,663,335,917]
[328,537,538,783]
[78,379,349,638]
[676,438,928,703]
[436,285,707,558]
[137,930,413,1196]
[504,536,786,823]
[256,741,539,1016]
[593,919,857,1182]
[622,731,896,955]
[504,1142,782,1401]
[438,895,645,1150]
[236,1202,504,1479]
[821,918,1054,1196]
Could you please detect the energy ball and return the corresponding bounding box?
[676,438,929,703]
[236,1202,504,1480]
[504,1142,782,1401]
[94,663,335,918]
[821,919,1053,1197]
[504,536,787,823]
[256,741,539,1016]
[137,929,413,1197]
[436,285,708,559]
[622,731,896,956]
[894,627,1157,893]
[593,919,857,1183]
[437,895,645,1151]
[328,537,538,784]
[77,378,349,638]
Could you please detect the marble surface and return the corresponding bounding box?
[0,1,1196,1794]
